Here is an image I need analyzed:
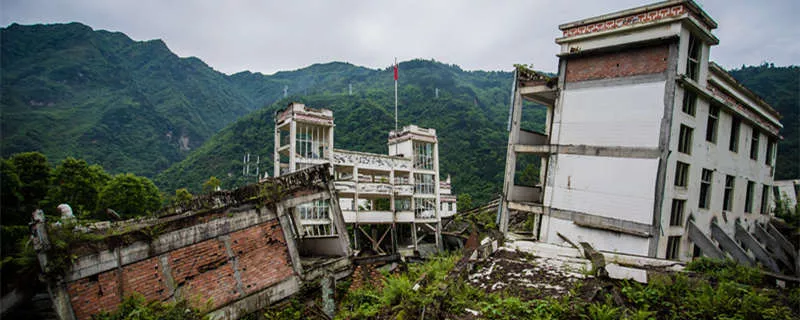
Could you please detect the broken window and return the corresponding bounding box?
[760,185,770,214]
[666,236,681,260]
[745,181,755,213]
[765,139,776,166]
[678,124,693,155]
[669,199,685,226]
[414,198,436,219]
[297,200,336,237]
[296,124,329,159]
[723,175,735,211]
[750,128,759,160]
[699,169,712,209]
[681,90,696,116]
[414,173,435,194]
[706,105,719,143]
[729,117,740,153]
[674,161,689,187]
[686,35,701,81]
[413,142,434,170]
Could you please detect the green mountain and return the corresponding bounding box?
[155,60,547,204]
[729,64,799,180]
[1,22,260,176]
[3,23,796,205]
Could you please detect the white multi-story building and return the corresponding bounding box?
[274,102,455,255]
[501,0,793,273]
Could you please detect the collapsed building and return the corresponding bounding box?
[500,0,796,274]
[273,103,457,256]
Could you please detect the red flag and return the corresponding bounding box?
[393,63,398,81]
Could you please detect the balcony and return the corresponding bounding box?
[334,181,356,193]
[394,184,413,196]
[358,182,392,195]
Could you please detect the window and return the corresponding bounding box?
[414,198,436,219]
[674,161,689,187]
[296,200,335,237]
[670,199,685,226]
[413,142,434,170]
[678,125,693,154]
[706,105,719,143]
[745,181,755,213]
[765,139,775,166]
[414,173,435,194]
[666,236,681,260]
[729,117,740,152]
[699,169,712,209]
[681,90,697,116]
[750,128,759,160]
[723,175,735,211]
[760,185,770,214]
[395,198,411,211]
[686,36,701,81]
[295,125,328,159]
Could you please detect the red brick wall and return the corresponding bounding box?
[67,270,120,319]
[65,218,296,320]
[565,44,670,83]
[168,238,239,310]
[121,256,170,303]
[231,221,294,295]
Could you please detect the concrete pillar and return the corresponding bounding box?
[500,91,524,233]
[289,121,297,173]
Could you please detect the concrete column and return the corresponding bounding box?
[274,123,281,177]
[289,121,297,173]
[500,91,524,233]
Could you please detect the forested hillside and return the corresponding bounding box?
[729,64,799,180]
[2,23,796,206]
[1,23,261,176]
[156,60,547,204]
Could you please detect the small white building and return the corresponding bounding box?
[501,0,793,273]
[274,102,456,255]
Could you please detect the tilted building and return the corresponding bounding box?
[500,0,794,273]
[274,102,455,255]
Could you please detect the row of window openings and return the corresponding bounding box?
[670,173,771,227]
[679,94,775,166]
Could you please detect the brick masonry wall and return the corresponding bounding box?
[65,219,295,320]
[565,44,669,83]
[231,222,294,295]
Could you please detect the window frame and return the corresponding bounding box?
[670,199,685,227]
[729,117,740,153]
[674,161,690,187]
[723,175,735,211]
[678,124,693,155]
[706,105,719,143]
[699,169,712,209]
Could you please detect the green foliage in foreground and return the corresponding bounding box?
[337,254,458,319]
[337,253,798,320]
[92,294,204,320]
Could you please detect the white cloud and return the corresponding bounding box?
[1,0,797,74]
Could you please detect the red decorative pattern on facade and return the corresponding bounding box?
[707,84,780,136]
[562,5,685,38]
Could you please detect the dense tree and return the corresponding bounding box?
[97,173,162,219]
[10,152,51,212]
[202,176,221,193]
[457,194,474,211]
[0,159,24,225]
[171,188,193,205]
[48,158,111,218]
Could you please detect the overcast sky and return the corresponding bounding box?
[1,0,797,75]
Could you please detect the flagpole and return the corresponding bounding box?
[394,57,398,132]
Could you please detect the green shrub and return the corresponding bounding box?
[92,294,202,320]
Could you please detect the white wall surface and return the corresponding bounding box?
[553,81,666,148]
[545,154,658,224]
[542,216,651,256]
